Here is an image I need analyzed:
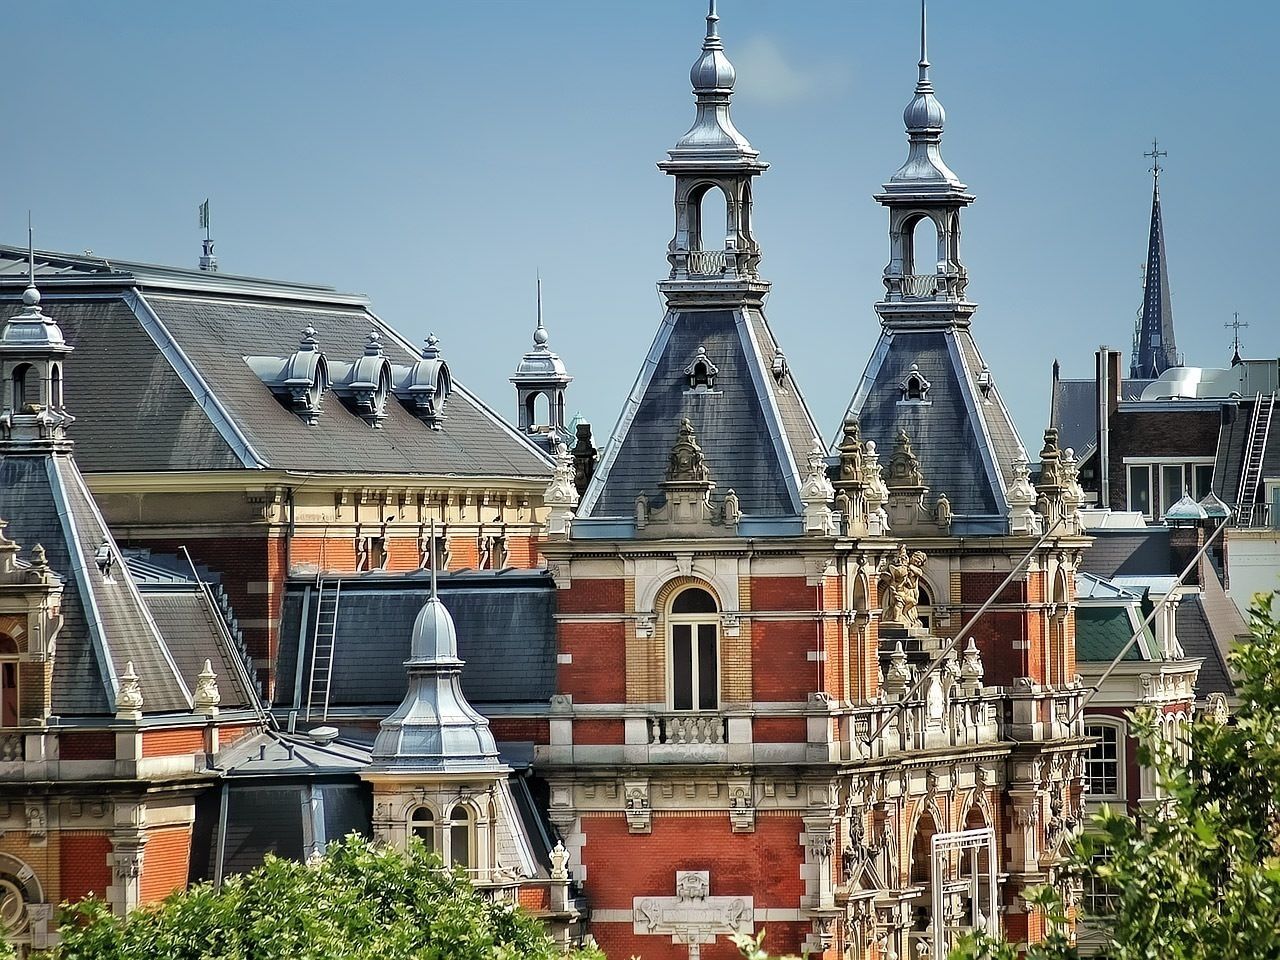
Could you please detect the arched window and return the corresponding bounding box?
[410,807,435,854]
[448,805,472,869]
[669,587,719,712]
[50,364,62,409]
[908,215,940,277]
[0,634,17,729]
[915,582,933,631]
[693,185,728,252]
[1084,719,1125,801]
[12,364,32,411]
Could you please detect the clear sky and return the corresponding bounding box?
[7,1,1278,450]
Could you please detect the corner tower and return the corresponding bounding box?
[576,0,823,533]
[839,1,1024,532]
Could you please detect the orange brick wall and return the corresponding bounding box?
[60,833,112,904]
[560,622,625,703]
[141,728,205,758]
[752,717,807,743]
[558,579,625,614]
[139,827,192,905]
[573,719,626,745]
[751,576,814,612]
[751,618,817,702]
[489,718,550,743]
[218,724,257,747]
[60,731,115,760]
[518,883,550,912]
[581,813,807,959]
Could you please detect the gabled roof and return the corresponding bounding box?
[0,245,551,479]
[840,325,1021,526]
[0,452,193,715]
[578,306,821,525]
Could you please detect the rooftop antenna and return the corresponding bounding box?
[918,0,931,89]
[22,211,40,308]
[198,198,218,273]
[1144,138,1167,187]
[1226,311,1249,365]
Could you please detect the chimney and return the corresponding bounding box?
[1168,524,1204,587]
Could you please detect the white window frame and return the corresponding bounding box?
[1083,719,1126,802]
[667,589,721,713]
[1081,847,1120,918]
[1122,457,1216,520]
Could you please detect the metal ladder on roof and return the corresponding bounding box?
[1236,392,1276,526]
[305,578,342,722]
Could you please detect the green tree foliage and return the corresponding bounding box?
[953,593,1280,960]
[37,835,602,960]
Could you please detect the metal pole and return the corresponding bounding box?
[866,518,1067,746]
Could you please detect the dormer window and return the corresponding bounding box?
[684,346,719,393]
[245,326,329,426]
[330,330,393,428]
[898,363,932,405]
[396,334,452,430]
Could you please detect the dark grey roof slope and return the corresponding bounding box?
[1213,395,1280,506]
[1050,376,1154,459]
[275,570,557,710]
[0,454,192,715]
[580,307,821,521]
[1175,595,1234,698]
[1078,528,1172,579]
[141,589,258,711]
[842,327,1022,521]
[0,245,551,478]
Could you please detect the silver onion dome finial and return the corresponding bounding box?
[917,0,931,91]
[690,0,735,93]
[903,0,944,133]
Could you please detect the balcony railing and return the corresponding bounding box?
[901,274,940,298]
[687,249,728,277]
[648,712,728,745]
[1226,501,1277,530]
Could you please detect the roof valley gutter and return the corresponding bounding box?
[122,289,269,469]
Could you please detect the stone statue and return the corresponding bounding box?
[880,545,928,628]
[837,415,865,487]
[722,488,741,526]
[886,428,925,489]
[935,493,952,531]
[665,418,710,483]
[635,491,649,528]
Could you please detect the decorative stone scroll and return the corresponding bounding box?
[634,871,753,960]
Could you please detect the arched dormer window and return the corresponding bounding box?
[684,347,719,393]
[410,806,436,854]
[448,804,472,869]
[898,363,932,405]
[50,364,62,409]
[11,364,32,411]
[669,587,719,712]
[0,634,18,728]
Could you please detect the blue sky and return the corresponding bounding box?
[7,1,1278,449]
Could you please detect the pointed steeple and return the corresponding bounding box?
[1,220,75,450]
[1131,141,1178,378]
[511,274,572,448]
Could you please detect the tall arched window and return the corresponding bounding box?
[410,807,435,854]
[448,805,472,869]
[910,811,938,933]
[50,364,62,409]
[12,365,32,411]
[908,215,940,277]
[693,185,728,252]
[669,587,719,712]
[0,634,17,729]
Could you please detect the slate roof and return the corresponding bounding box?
[1175,595,1234,698]
[579,306,821,522]
[1050,376,1154,460]
[0,245,551,479]
[0,453,193,716]
[1075,606,1148,663]
[841,326,1022,524]
[275,570,557,710]
[1078,528,1172,579]
[1213,394,1280,508]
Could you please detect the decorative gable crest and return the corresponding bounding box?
[886,428,925,490]
[666,418,711,483]
[683,346,720,392]
[897,363,931,404]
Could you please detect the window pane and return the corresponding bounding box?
[2,664,15,728]
[697,624,718,710]
[1161,464,1184,516]
[1194,464,1215,500]
[1128,466,1150,515]
[450,824,469,867]
[672,625,693,711]
[1084,724,1121,797]
[672,588,717,614]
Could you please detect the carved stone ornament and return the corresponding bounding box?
[549,840,570,882]
[886,428,925,489]
[837,416,866,489]
[729,784,755,833]
[625,781,652,834]
[961,638,985,695]
[666,418,711,483]
[115,661,144,719]
[633,870,753,947]
[722,488,741,526]
[544,440,580,538]
[194,659,220,716]
[934,493,953,531]
[879,544,927,628]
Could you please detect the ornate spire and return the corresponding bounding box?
[511,274,572,443]
[1131,141,1178,378]
[886,0,962,190]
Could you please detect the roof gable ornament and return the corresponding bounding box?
[863,440,890,535]
[544,439,580,540]
[799,444,837,536]
[635,419,720,535]
[1035,428,1069,529]
[666,418,711,483]
[1007,446,1041,535]
[194,659,220,717]
[116,661,144,721]
[886,428,926,490]
[884,428,938,533]
[684,346,720,392]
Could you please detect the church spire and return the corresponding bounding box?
[1131,140,1178,378]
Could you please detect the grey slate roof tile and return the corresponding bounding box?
[1176,594,1234,698]
[275,571,557,709]
[1078,529,1172,579]
[846,328,1023,518]
[1051,377,1154,458]
[141,590,256,710]
[583,308,820,520]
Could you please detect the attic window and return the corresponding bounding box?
[684,346,720,393]
[898,363,932,405]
